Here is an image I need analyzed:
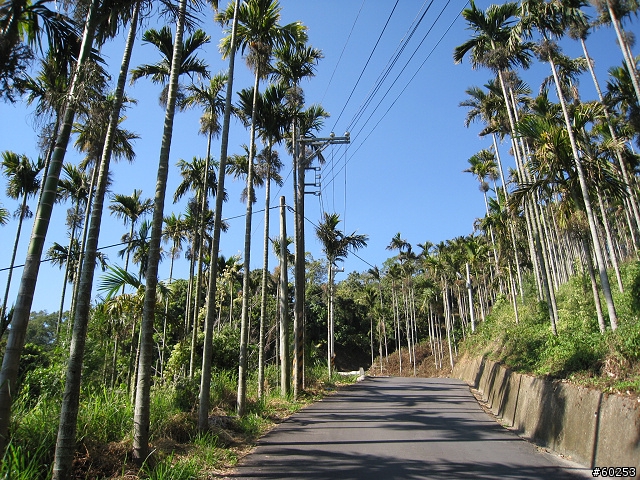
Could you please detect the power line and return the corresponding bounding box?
[330,0,400,131]
[350,2,462,158]
[349,0,453,141]
[0,207,280,274]
[320,0,366,105]
[346,0,434,133]
[321,0,441,192]
[321,1,464,195]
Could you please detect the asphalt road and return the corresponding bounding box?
[226,377,592,480]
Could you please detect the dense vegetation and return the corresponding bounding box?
[2,0,640,477]
[461,261,640,393]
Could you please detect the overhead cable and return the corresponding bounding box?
[330,0,400,131]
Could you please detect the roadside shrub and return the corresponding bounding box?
[611,317,640,361]
[171,375,200,412]
[211,325,242,370]
[165,341,190,381]
[18,361,64,405]
[540,329,605,377]
[209,369,237,409]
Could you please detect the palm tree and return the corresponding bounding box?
[592,0,640,106]
[256,146,284,397]
[181,76,227,378]
[199,0,241,432]
[464,149,501,285]
[0,204,8,225]
[1,151,43,327]
[54,163,91,335]
[109,190,153,280]
[290,102,328,394]
[130,25,210,106]
[0,0,77,102]
[367,265,388,373]
[315,212,368,377]
[119,219,155,280]
[161,212,187,374]
[273,41,323,397]
[134,0,192,462]
[53,5,150,474]
[182,72,228,159]
[519,0,618,330]
[173,155,220,377]
[18,52,71,204]
[607,62,640,142]
[455,0,563,332]
[236,82,287,397]
[224,0,307,416]
[47,240,108,322]
[69,93,138,325]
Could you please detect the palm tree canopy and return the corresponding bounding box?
[181,72,228,137]
[173,156,222,203]
[57,163,91,206]
[315,212,368,263]
[0,204,9,225]
[217,0,308,75]
[0,0,79,101]
[130,26,210,84]
[1,150,43,202]
[108,189,153,226]
[454,0,532,72]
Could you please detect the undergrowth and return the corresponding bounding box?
[2,361,356,479]
[460,261,640,396]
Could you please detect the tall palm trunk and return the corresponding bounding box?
[199,0,240,431]
[327,261,334,377]
[189,226,203,378]
[52,4,140,476]
[597,192,624,292]
[69,165,98,331]
[580,36,640,245]
[237,62,261,417]
[0,0,100,458]
[547,52,618,330]
[56,202,80,337]
[258,159,272,398]
[293,118,305,397]
[606,0,640,105]
[1,193,28,326]
[35,118,60,211]
[493,134,524,299]
[134,0,187,462]
[497,66,546,304]
[443,283,454,370]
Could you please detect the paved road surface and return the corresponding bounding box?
[226,377,591,480]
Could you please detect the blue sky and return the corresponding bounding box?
[0,0,636,313]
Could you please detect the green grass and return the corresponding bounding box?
[77,388,134,445]
[0,443,50,480]
[142,453,200,480]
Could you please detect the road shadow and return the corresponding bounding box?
[225,378,589,480]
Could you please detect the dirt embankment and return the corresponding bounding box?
[366,343,453,378]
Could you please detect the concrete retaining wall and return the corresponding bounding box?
[453,356,640,475]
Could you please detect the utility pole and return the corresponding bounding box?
[293,132,350,398]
